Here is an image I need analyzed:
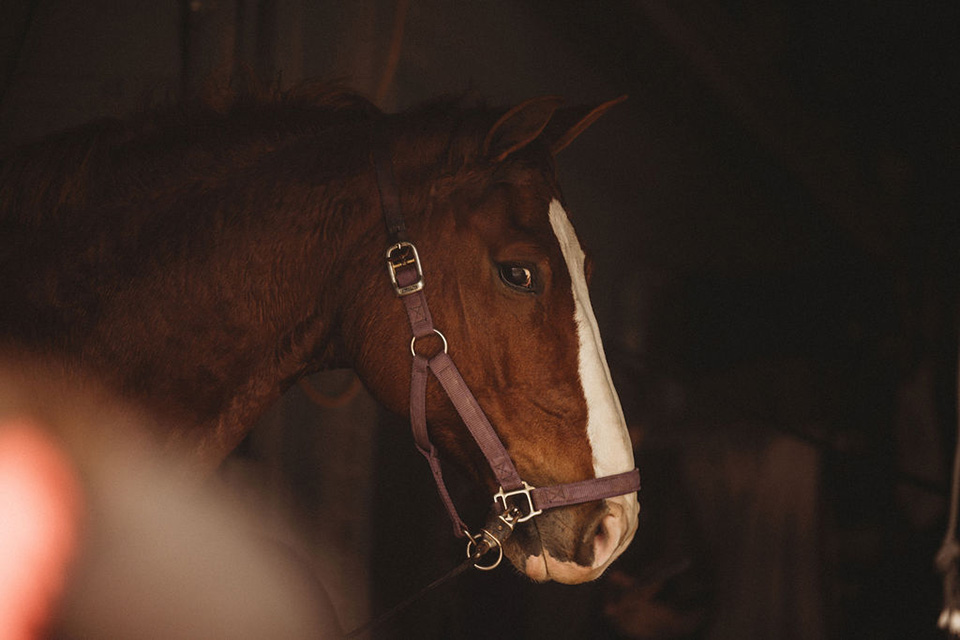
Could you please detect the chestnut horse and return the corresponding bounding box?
[0,87,639,584]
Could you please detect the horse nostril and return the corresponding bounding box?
[575,507,614,567]
[594,520,609,547]
[591,510,625,570]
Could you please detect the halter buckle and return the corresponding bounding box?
[386,241,424,296]
[493,482,542,523]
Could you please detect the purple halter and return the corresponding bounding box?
[372,141,640,560]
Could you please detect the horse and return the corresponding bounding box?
[0,85,639,585]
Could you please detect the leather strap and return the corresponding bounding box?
[530,469,641,511]
[410,354,469,535]
[397,273,434,337]
[427,352,524,492]
[372,136,407,241]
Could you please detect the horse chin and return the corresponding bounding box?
[509,549,619,584]
[517,551,616,585]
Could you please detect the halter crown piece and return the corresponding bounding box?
[372,136,641,570]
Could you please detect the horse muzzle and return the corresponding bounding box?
[509,493,639,584]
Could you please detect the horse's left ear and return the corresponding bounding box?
[543,95,628,155]
[483,96,564,162]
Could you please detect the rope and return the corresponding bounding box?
[342,555,475,639]
[341,509,518,638]
[936,325,960,636]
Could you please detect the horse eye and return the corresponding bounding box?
[499,264,537,292]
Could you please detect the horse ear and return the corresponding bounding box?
[544,95,628,155]
[483,96,564,162]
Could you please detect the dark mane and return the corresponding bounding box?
[0,84,385,226]
[0,84,511,231]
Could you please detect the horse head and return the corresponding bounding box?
[338,96,639,584]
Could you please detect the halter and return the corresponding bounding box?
[372,141,641,568]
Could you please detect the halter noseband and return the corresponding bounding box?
[372,140,640,567]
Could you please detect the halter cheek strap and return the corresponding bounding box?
[373,142,641,542]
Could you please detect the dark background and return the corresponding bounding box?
[2,2,958,638]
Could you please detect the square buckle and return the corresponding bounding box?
[493,481,542,523]
[386,241,424,296]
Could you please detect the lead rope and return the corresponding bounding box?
[343,507,521,639]
[935,324,960,638]
[342,555,474,639]
[937,327,960,636]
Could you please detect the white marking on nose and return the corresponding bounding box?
[547,199,635,479]
[546,199,639,581]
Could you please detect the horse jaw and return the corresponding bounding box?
[523,198,639,584]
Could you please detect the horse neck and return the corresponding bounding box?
[181,178,385,463]
[82,134,386,463]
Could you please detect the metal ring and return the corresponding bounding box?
[409,329,448,357]
[466,533,503,571]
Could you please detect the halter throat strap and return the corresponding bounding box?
[372,139,640,539]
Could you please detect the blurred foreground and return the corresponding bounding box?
[0,355,340,639]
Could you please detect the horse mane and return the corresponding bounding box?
[0,84,383,224]
[0,83,506,230]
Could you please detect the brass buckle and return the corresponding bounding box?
[386,241,424,296]
[493,482,542,523]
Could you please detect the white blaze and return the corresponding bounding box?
[548,199,635,478]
